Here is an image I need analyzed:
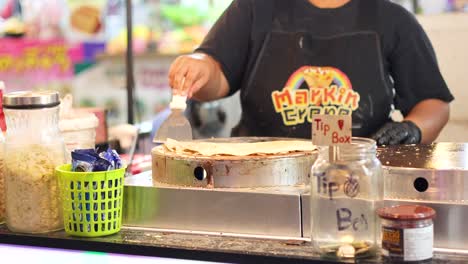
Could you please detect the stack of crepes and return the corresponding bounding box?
[162,138,317,157]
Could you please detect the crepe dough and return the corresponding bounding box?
[163,138,317,156]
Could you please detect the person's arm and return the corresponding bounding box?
[372,99,449,145]
[404,99,450,143]
[168,53,229,101]
[372,4,454,145]
[168,0,253,102]
[192,55,230,101]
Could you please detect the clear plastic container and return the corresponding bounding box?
[3,91,66,233]
[310,138,383,259]
[59,95,98,157]
[59,111,98,155]
[61,127,96,151]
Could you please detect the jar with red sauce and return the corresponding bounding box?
[377,205,436,263]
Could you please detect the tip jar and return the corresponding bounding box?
[3,91,66,233]
[310,137,383,260]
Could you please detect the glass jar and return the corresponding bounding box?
[3,91,66,233]
[310,137,383,259]
[378,205,435,263]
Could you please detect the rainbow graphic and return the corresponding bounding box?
[270,65,360,126]
[284,66,353,91]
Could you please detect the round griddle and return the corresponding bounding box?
[151,137,317,188]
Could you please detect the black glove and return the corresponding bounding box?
[371,121,421,146]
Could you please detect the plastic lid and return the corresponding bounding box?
[3,90,60,109]
[377,205,436,220]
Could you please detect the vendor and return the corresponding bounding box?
[168,0,454,145]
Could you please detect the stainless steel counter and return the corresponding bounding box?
[377,143,468,169]
[376,143,468,252]
[124,173,306,239]
[123,143,468,254]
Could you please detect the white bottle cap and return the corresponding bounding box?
[169,95,187,110]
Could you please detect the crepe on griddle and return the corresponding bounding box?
[163,138,316,157]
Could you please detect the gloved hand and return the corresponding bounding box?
[371,121,422,146]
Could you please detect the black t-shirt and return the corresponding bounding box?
[196,0,454,116]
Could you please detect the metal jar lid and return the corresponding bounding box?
[3,91,60,109]
[377,205,436,221]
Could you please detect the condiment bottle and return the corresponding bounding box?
[310,137,383,259]
[377,205,436,262]
[3,91,66,233]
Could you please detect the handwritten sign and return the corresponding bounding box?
[312,114,352,146]
[314,170,368,232]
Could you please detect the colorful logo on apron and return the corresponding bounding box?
[271,66,360,126]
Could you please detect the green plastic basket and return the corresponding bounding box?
[56,164,125,237]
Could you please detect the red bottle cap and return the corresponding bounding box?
[377,205,436,220]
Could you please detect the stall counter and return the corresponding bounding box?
[1,224,468,263]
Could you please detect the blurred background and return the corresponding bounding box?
[0,0,466,169]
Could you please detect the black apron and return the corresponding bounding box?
[232,0,393,138]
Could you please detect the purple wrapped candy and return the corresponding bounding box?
[71,148,122,172]
[93,157,112,172]
[111,149,123,169]
[99,148,123,170]
[71,150,97,172]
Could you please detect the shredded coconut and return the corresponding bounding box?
[5,144,65,233]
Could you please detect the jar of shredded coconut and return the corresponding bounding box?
[3,91,66,233]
